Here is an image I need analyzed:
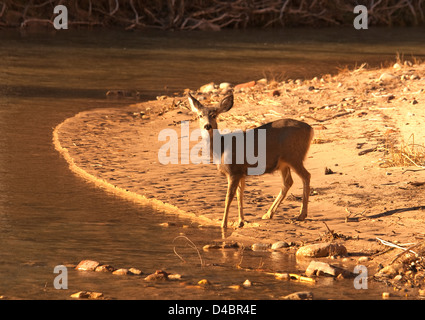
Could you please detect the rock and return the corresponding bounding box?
[256,78,268,85]
[70,291,104,299]
[410,74,420,80]
[235,80,256,90]
[282,291,313,300]
[144,270,169,281]
[129,268,143,275]
[271,241,289,250]
[394,274,403,281]
[251,243,270,251]
[393,63,402,69]
[112,268,131,275]
[382,292,391,299]
[358,256,369,263]
[219,82,232,90]
[296,242,347,258]
[168,273,182,280]
[242,279,252,287]
[200,82,215,94]
[375,264,403,278]
[379,73,397,82]
[95,265,115,273]
[198,279,211,286]
[75,260,100,271]
[305,261,353,278]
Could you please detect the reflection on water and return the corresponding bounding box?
[1,28,424,299]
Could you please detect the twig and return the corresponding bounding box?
[173,235,204,268]
[376,237,418,256]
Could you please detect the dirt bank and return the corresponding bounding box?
[53,60,425,268]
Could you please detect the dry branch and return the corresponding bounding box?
[1,0,425,30]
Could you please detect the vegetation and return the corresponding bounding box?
[1,0,425,30]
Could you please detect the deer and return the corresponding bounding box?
[186,92,314,229]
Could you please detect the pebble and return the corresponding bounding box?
[198,279,211,286]
[271,241,289,250]
[129,267,143,275]
[95,265,116,272]
[358,256,369,263]
[242,279,252,287]
[199,82,215,94]
[144,270,169,281]
[235,80,256,90]
[75,260,100,271]
[379,73,397,82]
[70,291,104,299]
[219,82,232,90]
[112,268,131,275]
[382,292,391,299]
[282,291,313,300]
[305,260,353,278]
[296,242,347,258]
[251,243,271,251]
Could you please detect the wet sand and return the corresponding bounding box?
[53,61,425,266]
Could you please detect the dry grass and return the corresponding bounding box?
[380,134,425,168]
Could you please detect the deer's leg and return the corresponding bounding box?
[236,177,245,228]
[222,175,241,228]
[262,166,293,220]
[293,164,311,221]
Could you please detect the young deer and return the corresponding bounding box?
[186,93,314,229]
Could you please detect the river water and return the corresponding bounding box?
[1,27,424,300]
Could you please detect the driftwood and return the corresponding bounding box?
[1,0,425,30]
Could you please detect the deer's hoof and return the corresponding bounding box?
[296,212,307,221]
[262,213,271,220]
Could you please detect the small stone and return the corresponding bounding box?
[271,241,289,250]
[234,80,256,89]
[393,63,402,69]
[144,270,169,281]
[282,291,313,300]
[200,82,215,94]
[382,292,391,299]
[129,268,143,275]
[305,261,353,278]
[379,73,397,82]
[228,285,242,290]
[242,279,252,287]
[112,268,131,275]
[358,256,369,263]
[251,243,270,251]
[219,82,232,90]
[70,291,103,299]
[296,242,347,258]
[375,265,398,278]
[410,74,420,80]
[168,273,182,280]
[95,265,115,273]
[393,274,403,281]
[70,291,90,299]
[75,260,100,271]
[198,279,211,286]
[411,99,418,105]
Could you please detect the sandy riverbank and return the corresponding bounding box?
[53,60,425,270]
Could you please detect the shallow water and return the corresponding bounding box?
[1,27,424,300]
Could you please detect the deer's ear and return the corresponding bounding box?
[187,93,204,114]
[217,94,234,114]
